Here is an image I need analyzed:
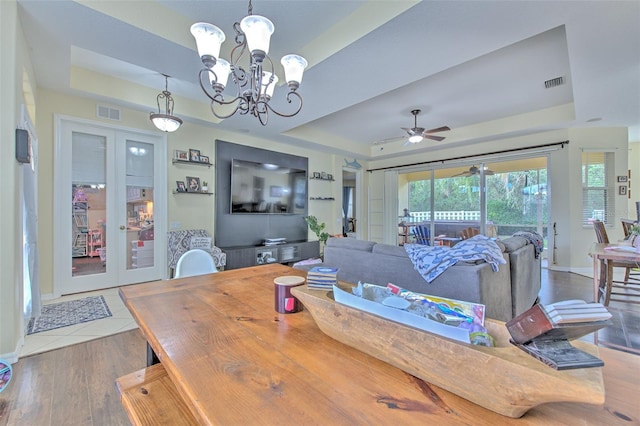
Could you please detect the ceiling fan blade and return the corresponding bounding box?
[424,135,446,142]
[373,136,406,145]
[424,126,451,134]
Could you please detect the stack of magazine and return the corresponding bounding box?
[306,267,338,290]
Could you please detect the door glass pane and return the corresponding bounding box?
[126,140,155,270]
[401,158,549,254]
[71,132,107,277]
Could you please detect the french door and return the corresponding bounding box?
[54,117,167,296]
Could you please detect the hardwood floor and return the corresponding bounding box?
[0,330,146,426]
[1,268,637,425]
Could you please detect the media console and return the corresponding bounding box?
[222,240,319,270]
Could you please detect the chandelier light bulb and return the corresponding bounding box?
[408,135,423,144]
[281,54,307,89]
[211,58,231,91]
[261,72,278,98]
[240,15,274,60]
[190,22,226,67]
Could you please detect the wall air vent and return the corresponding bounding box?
[544,76,565,89]
[97,105,121,121]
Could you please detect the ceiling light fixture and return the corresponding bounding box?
[190,0,308,126]
[150,75,183,132]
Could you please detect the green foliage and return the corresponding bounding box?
[305,215,329,245]
[629,224,640,235]
[408,168,548,226]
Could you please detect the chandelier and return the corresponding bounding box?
[190,0,308,126]
[150,75,183,132]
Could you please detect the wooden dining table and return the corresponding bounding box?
[590,242,640,305]
[118,263,639,425]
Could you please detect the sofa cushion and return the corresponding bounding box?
[500,236,528,253]
[372,243,407,258]
[326,237,375,252]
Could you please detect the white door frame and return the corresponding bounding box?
[53,115,167,297]
[342,166,363,239]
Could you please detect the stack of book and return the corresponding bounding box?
[264,238,286,246]
[306,267,338,290]
[505,300,612,370]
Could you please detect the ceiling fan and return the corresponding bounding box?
[453,165,495,177]
[373,109,450,146]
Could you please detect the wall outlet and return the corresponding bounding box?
[170,221,181,230]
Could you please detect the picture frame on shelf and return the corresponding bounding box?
[619,185,627,195]
[199,155,210,164]
[617,175,628,183]
[321,172,328,179]
[187,176,200,192]
[313,172,321,179]
[176,181,186,192]
[327,174,333,180]
[189,149,201,162]
[175,150,188,161]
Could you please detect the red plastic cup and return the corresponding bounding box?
[274,276,305,314]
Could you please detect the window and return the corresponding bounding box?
[582,151,614,226]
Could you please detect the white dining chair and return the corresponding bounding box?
[174,249,218,278]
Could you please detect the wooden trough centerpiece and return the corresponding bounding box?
[291,283,605,418]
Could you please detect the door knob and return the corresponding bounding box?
[120,225,125,230]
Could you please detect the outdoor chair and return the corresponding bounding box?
[413,225,431,245]
[460,227,480,240]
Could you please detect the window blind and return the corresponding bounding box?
[582,151,614,225]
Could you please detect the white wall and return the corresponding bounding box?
[0,0,33,361]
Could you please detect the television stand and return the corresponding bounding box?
[222,240,320,270]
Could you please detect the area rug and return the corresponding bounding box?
[27,296,112,335]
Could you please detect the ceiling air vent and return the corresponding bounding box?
[544,76,565,89]
[97,105,121,121]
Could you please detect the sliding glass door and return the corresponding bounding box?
[399,155,549,258]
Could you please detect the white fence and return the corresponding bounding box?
[407,211,481,222]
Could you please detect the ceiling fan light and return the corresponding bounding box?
[190,22,226,65]
[408,135,423,144]
[240,15,274,60]
[281,54,307,88]
[150,114,182,132]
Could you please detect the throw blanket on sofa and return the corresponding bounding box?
[512,231,544,259]
[404,235,506,283]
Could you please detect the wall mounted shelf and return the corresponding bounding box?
[172,191,213,195]
[310,197,335,200]
[172,159,212,168]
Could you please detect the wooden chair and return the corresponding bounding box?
[460,227,480,240]
[621,218,637,238]
[592,220,640,304]
[620,219,640,283]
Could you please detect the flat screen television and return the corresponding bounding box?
[230,158,307,214]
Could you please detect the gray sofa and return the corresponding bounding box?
[295,236,541,322]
